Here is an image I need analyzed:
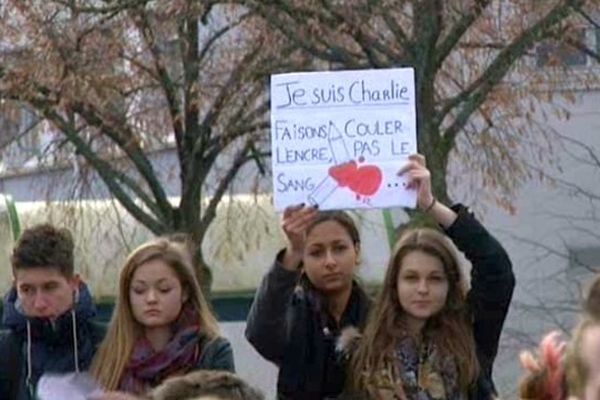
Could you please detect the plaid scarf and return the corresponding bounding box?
[362,335,466,400]
[118,304,201,395]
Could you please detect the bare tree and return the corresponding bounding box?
[0,0,300,290]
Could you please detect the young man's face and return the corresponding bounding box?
[14,267,79,320]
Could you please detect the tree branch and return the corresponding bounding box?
[52,0,152,14]
[37,105,167,233]
[440,1,583,149]
[434,0,492,70]
[246,0,364,67]
[197,140,253,239]
[70,101,174,221]
[131,6,185,158]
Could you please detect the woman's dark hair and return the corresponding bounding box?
[305,210,360,246]
[11,224,74,277]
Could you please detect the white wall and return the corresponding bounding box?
[221,322,277,399]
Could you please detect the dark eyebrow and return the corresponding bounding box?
[331,239,349,244]
[132,278,171,285]
[400,270,418,276]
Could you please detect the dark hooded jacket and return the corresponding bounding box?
[245,251,371,400]
[0,283,105,400]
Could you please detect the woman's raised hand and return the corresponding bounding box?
[397,154,434,211]
[398,154,458,228]
[280,204,318,271]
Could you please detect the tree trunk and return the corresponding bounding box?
[169,208,213,297]
[192,242,213,299]
[415,71,451,206]
[428,149,450,205]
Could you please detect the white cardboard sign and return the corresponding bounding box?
[270,68,417,211]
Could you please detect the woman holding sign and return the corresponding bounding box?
[342,154,515,400]
[245,206,371,399]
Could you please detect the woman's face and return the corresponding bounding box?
[303,220,359,294]
[129,258,187,329]
[396,250,449,330]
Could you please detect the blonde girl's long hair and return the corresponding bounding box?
[90,238,220,390]
[348,228,479,393]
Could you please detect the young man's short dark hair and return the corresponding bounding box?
[11,223,74,277]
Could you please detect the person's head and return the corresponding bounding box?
[349,227,478,392]
[387,228,467,330]
[565,275,600,399]
[301,211,360,294]
[519,331,567,400]
[565,321,600,400]
[91,238,219,390]
[520,276,600,400]
[149,370,264,400]
[11,224,79,320]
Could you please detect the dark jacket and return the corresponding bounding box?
[448,205,515,399]
[0,283,105,400]
[196,335,235,372]
[245,251,371,400]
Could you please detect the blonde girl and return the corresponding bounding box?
[91,238,233,398]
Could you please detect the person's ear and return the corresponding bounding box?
[69,274,81,301]
[355,244,362,265]
[69,273,81,289]
[182,287,189,304]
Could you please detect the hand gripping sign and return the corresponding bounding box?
[270,68,418,211]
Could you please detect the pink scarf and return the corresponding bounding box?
[118,305,201,394]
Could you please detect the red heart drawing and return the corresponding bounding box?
[329,161,358,187]
[328,161,382,196]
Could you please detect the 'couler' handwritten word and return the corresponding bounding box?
[344,119,402,137]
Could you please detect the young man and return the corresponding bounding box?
[0,224,105,400]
